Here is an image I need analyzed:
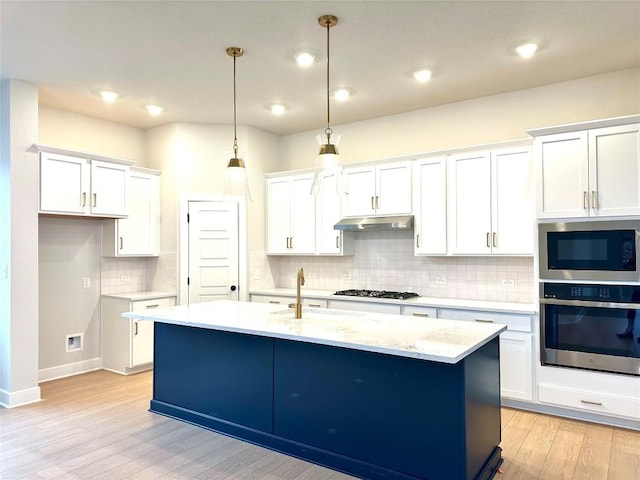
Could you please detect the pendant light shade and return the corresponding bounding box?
[311,15,347,196]
[223,46,252,202]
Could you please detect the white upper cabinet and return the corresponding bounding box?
[315,173,354,256]
[39,150,131,218]
[343,162,411,217]
[266,174,316,255]
[447,146,533,255]
[103,168,160,257]
[532,119,640,219]
[413,156,447,255]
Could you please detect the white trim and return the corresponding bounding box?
[0,386,42,408]
[38,357,102,383]
[527,114,640,137]
[34,143,135,166]
[178,193,248,304]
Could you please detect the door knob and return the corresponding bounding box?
[230,285,237,292]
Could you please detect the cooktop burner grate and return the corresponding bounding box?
[333,289,420,300]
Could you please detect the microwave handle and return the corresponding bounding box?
[540,298,640,309]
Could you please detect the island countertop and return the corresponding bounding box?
[123,300,506,364]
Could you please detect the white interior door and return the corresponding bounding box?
[187,201,239,304]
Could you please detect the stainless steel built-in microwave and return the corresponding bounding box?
[539,220,640,282]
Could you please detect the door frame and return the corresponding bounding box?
[178,193,248,304]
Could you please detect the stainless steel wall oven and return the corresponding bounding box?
[540,282,640,376]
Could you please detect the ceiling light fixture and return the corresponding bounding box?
[295,52,315,67]
[333,88,350,101]
[100,90,118,103]
[516,42,538,59]
[145,104,163,116]
[311,14,347,196]
[413,69,432,83]
[223,46,252,202]
[271,104,286,115]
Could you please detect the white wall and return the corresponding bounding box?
[0,80,41,407]
[279,68,640,170]
[38,107,147,164]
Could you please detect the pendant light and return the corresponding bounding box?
[223,46,252,202]
[310,15,347,196]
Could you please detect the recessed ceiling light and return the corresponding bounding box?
[99,90,118,103]
[515,42,538,59]
[145,104,163,116]
[413,69,432,83]
[333,89,350,101]
[295,52,315,67]
[271,104,286,115]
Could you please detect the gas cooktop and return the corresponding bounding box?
[333,289,420,300]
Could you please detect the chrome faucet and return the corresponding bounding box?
[295,267,305,319]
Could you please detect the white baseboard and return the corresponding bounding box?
[0,385,42,408]
[38,357,102,383]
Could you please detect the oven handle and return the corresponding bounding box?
[540,298,640,309]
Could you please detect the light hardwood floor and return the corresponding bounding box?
[1,370,638,480]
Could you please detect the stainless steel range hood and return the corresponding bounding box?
[334,215,413,231]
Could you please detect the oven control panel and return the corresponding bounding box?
[542,283,640,303]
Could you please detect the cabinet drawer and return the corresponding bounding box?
[539,384,640,420]
[250,295,327,309]
[438,308,532,332]
[329,300,401,315]
[402,306,438,318]
[132,297,175,312]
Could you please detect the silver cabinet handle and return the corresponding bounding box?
[580,399,602,406]
[591,191,597,209]
[134,321,138,335]
[412,312,430,317]
[93,193,97,208]
[145,304,159,308]
[82,192,87,206]
[308,303,322,307]
[268,300,281,304]
[492,232,497,248]
[119,237,123,250]
[416,234,420,248]
[475,318,494,323]
[371,196,375,210]
[486,232,491,248]
[583,191,588,209]
[289,237,293,249]
[336,236,339,249]
[376,196,380,210]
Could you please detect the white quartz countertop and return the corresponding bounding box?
[123,300,506,364]
[102,291,176,301]
[249,288,537,314]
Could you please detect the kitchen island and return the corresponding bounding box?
[123,300,506,480]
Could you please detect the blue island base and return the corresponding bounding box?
[151,322,503,480]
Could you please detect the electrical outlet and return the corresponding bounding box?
[253,270,262,280]
[83,277,90,288]
[121,274,130,283]
[309,272,317,279]
[343,272,352,280]
[501,279,515,287]
[435,277,447,285]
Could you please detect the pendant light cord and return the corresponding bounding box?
[233,53,238,157]
[325,19,332,140]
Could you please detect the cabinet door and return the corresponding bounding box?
[499,331,533,401]
[316,173,353,255]
[118,172,159,255]
[447,151,492,254]
[535,131,589,219]
[130,319,154,367]
[267,178,292,254]
[343,166,376,217]
[289,176,316,254]
[414,157,447,255]
[589,123,640,217]
[376,162,412,215]
[491,148,534,255]
[90,160,129,216]
[39,153,89,214]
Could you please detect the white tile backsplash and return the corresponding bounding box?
[254,230,535,303]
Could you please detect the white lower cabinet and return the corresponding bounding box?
[401,305,438,319]
[250,294,327,309]
[327,299,402,315]
[538,366,640,420]
[102,294,175,374]
[438,308,534,401]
